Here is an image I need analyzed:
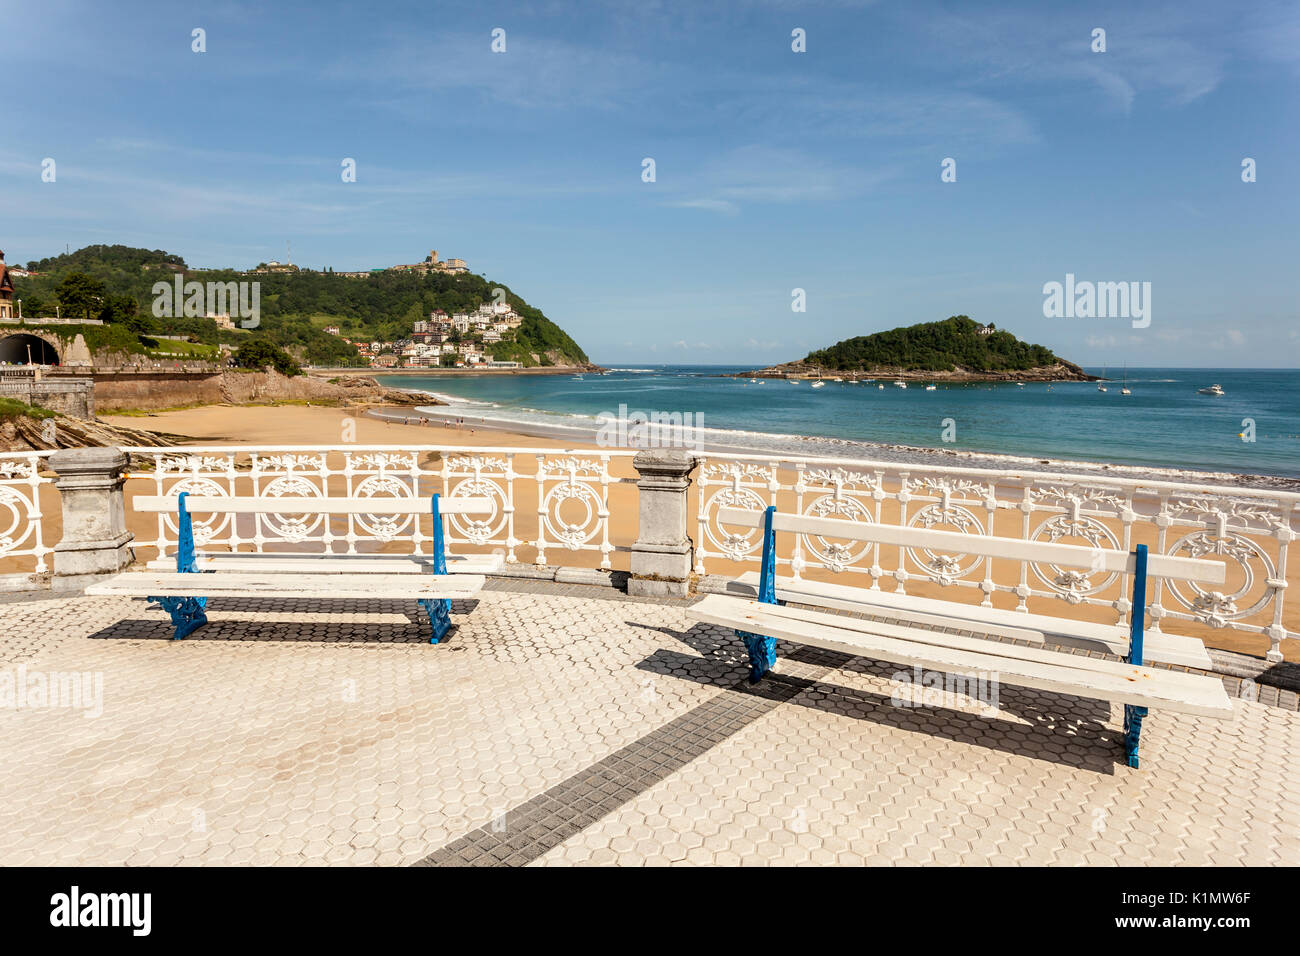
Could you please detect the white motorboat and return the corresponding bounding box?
[810,380,825,389]
[1198,384,1225,396]
[924,384,937,391]
[877,383,885,389]
[893,380,907,389]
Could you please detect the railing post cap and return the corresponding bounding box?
[47,446,129,477]
[632,449,698,474]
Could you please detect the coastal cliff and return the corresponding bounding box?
[92,369,427,415]
[1,370,428,451]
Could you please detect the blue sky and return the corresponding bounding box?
[4,0,1298,366]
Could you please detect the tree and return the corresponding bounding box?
[55,272,106,320]
[101,293,147,332]
[233,339,301,376]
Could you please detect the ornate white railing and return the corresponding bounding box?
[695,454,1299,663]
[122,446,636,569]
[0,451,53,574]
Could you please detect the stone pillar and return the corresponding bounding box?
[628,450,698,598]
[48,446,134,590]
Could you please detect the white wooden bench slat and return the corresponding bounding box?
[132,495,493,516]
[729,572,1214,670]
[144,552,503,575]
[87,571,485,601]
[725,575,1046,644]
[716,507,1226,584]
[691,594,1233,718]
[704,594,1191,683]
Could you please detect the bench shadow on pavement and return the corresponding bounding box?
[86,597,482,644]
[631,619,1123,775]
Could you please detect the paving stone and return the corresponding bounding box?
[0,588,1294,866]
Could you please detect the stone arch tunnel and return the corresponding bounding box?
[0,332,61,365]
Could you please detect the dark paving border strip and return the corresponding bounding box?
[413,646,851,867]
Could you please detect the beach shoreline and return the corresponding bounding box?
[368,401,1300,493]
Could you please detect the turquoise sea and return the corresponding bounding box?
[376,367,1300,483]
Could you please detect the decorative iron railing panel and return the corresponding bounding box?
[0,451,52,574]
[695,454,1299,662]
[122,446,635,570]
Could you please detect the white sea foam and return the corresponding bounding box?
[386,400,1297,490]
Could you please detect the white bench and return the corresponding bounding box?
[692,506,1233,768]
[88,493,498,643]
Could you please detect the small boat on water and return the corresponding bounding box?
[1198,384,1225,396]
[1120,366,1131,395]
[893,380,907,389]
[572,373,584,380]
[877,383,885,389]
[810,380,825,389]
[925,384,937,391]
[1098,364,1108,392]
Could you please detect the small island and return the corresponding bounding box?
[738,315,1095,382]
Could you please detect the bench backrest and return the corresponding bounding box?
[722,504,1226,670]
[134,495,493,516]
[717,506,1225,585]
[157,492,486,583]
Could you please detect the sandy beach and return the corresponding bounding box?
[82,403,1299,663]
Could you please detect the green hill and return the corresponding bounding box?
[12,245,589,368]
[795,316,1085,378]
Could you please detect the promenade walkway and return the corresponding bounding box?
[1,581,1296,866]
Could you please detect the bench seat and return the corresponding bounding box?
[693,593,1233,718]
[144,552,503,575]
[728,572,1213,670]
[88,571,485,601]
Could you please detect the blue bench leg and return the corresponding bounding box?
[148,595,208,640]
[737,630,777,683]
[419,598,452,644]
[1123,704,1147,769]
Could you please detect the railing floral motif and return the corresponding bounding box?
[124,445,634,570]
[0,452,52,574]
[696,454,1299,662]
